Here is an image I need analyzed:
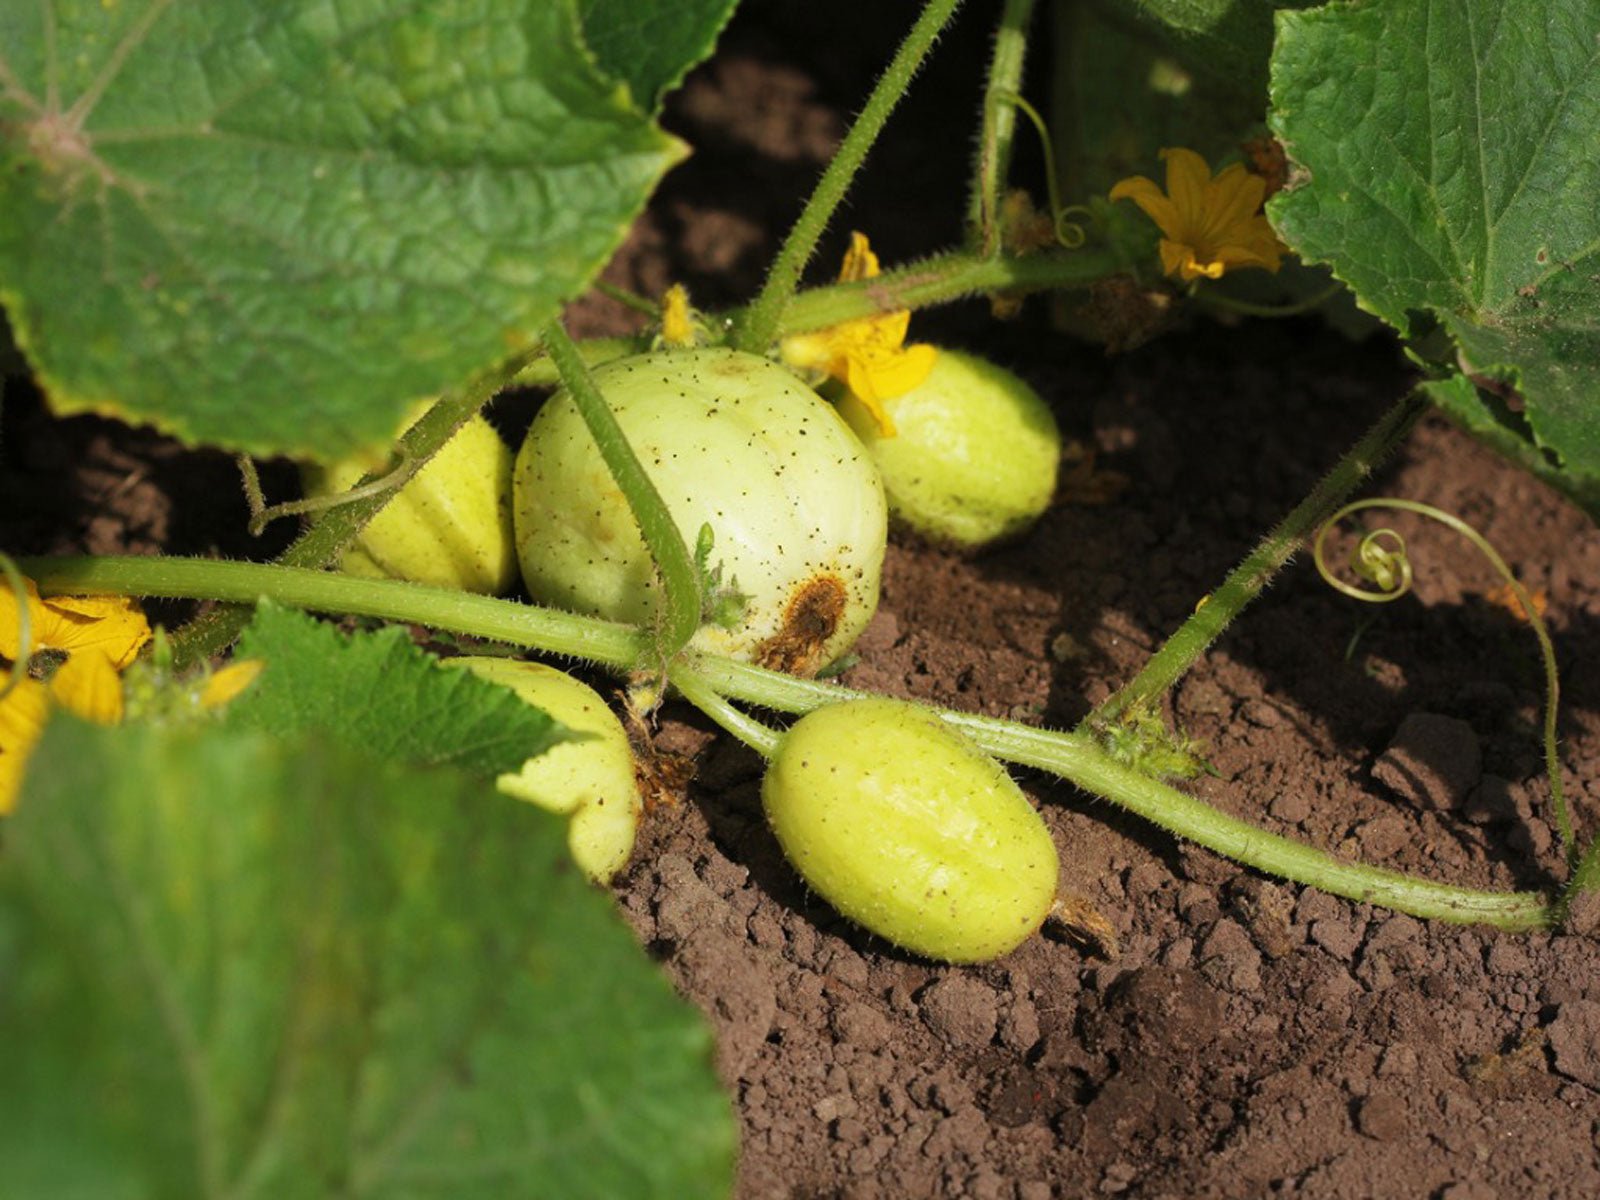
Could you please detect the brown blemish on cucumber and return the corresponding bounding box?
[755,573,848,675]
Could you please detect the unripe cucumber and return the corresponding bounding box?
[836,350,1059,549]
[446,657,641,883]
[303,415,517,594]
[761,698,1059,962]
[513,348,887,676]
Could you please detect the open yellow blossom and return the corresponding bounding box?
[0,579,151,813]
[780,232,937,436]
[1110,148,1286,282]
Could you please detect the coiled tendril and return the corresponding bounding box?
[989,90,1090,250]
[1314,498,1575,871]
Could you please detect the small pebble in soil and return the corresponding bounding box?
[1371,711,1482,811]
[1547,999,1600,1090]
[917,975,1000,1048]
[1355,1093,1411,1140]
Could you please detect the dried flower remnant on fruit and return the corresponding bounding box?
[659,283,696,348]
[779,232,937,436]
[1110,148,1286,282]
[0,579,151,813]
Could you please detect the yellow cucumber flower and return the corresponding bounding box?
[780,232,937,436]
[0,579,151,813]
[1110,148,1286,282]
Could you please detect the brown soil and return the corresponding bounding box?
[5,4,1599,1197]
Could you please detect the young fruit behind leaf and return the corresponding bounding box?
[761,697,1059,962]
[514,348,887,675]
[446,656,641,883]
[835,349,1060,550]
[303,415,517,594]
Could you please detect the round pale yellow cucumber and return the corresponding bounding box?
[446,657,641,883]
[513,348,887,676]
[761,697,1059,962]
[304,415,517,594]
[836,349,1059,549]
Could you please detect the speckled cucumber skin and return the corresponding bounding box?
[762,698,1059,962]
[304,415,517,594]
[837,349,1060,549]
[446,657,641,883]
[514,348,888,675]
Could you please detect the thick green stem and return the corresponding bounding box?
[540,321,701,665]
[29,553,1558,931]
[510,335,643,390]
[731,0,964,353]
[669,664,783,758]
[679,653,1555,931]
[24,556,645,669]
[1088,391,1428,727]
[166,356,532,670]
[778,246,1120,334]
[969,0,1038,254]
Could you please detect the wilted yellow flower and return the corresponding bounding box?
[780,232,937,436]
[0,579,151,813]
[1110,148,1286,282]
[660,284,695,349]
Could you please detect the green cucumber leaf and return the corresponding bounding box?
[1098,0,1319,99]
[226,601,567,778]
[578,0,740,113]
[0,717,736,1198]
[0,1,687,461]
[1270,0,1600,517]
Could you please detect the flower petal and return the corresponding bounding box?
[0,677,51,816]
[50,652,124,724]
[40,592,151,668]
[1109,174,1181,239]
[839,232,882,283]
[1159,147,1214,230]
[199,659,265,710]
[0,577,46,662]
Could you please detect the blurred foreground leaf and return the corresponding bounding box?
[1270,0,1600,520]
[0,717,736,1199]
[0,1,706,460]
[227,602,566,778]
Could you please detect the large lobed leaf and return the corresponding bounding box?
[578,0,740,113]
[0,0,728,461]
[226,601,569,779]
[0,717,736,1198]
[1270,0,1600,517]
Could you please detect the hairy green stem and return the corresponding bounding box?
[731,0,964,353]
[28,554,1557,930]
[166,356,533,670]
[24,556,645,669]
[680,652,1556,931]
[45,558,1566,929]
[540,321,702,665]
[1088,391,1429,727]
[511,335,645,389]
[778,246,1120,334]
[969,0,1037,254]
[518,250,1124,393]
[669,664,783,758]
